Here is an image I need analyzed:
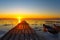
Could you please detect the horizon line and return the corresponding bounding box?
[0,18,60,20]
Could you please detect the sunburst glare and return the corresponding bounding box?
[17,16,22,23]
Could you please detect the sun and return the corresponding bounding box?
[17,17,22,23]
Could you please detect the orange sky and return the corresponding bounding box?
[0,14,60,19]
[0,0,60,19]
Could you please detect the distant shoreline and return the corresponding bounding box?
[0,18,60,20]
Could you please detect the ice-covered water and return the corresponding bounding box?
[36,31,60,40]
[0,19,60,40]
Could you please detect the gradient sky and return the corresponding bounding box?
[0,0,60,18]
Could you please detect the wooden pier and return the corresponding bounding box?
[0,21,40,40]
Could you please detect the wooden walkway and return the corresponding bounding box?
[0,21,40,40]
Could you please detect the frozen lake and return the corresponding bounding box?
[0,19,60,40]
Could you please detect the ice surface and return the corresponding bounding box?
[36,31,60,40]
